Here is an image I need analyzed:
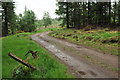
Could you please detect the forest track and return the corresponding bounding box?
[31,31,118,78]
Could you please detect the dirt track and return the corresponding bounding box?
[31,31,118,78]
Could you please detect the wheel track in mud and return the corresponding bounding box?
[31,31,118,78]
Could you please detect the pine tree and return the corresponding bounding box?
[2,2,15,36]
[108,1,111,26]
[66,2,69,28]
[24,5,27,14]
[113,2,116,24]
[88,1,91,25]
[118,1,120,25]
[56,1,119,29]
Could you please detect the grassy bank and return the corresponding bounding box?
[49,28,119,55]
[2,28,73,78]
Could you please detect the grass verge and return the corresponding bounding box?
[49,28,119,55]
[2,28,73,78]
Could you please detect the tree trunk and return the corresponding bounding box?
[73,2,78,29]
[66,2,69,28]
[77,2,79,29]
[118,2,120,26]
[113,2,116,25]
[108,1,111,26]
[11,27,14,34]
[104,3,107,25]
[4,6,8,36]
[96,2,98,26]
[88,1,91,25]
[83,2,85,27]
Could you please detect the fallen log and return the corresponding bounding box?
[8,53,38,70]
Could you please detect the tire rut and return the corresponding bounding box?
[31,32,118,78]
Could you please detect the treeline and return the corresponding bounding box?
[17,10,37,32]
[1,2,54,36]
[2,2,37,36]
[38,17,60,29]
[56,1,120,29]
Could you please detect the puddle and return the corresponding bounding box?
[78,71,86,75]
[88,70,97,77]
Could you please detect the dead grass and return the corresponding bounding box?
[49,28,119,55]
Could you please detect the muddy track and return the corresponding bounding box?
[31,31,118,78]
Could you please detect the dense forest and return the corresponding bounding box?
[56,1,120,29]
[1,1,120,36]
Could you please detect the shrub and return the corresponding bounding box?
[15,31,24,34]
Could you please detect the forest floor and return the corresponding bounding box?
[31,30,118,78]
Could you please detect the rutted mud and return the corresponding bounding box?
[31,32,118,78]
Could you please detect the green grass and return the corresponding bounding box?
[35,27,59,33]
[2,28,73,78]
[49,28,119,55]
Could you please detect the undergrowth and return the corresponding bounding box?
[49,28,119,55]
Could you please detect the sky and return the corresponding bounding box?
[14,0,119,20]
[14,0,58,20]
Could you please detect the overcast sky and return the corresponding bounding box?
[14,0,58,20]
[14,0,119,20]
